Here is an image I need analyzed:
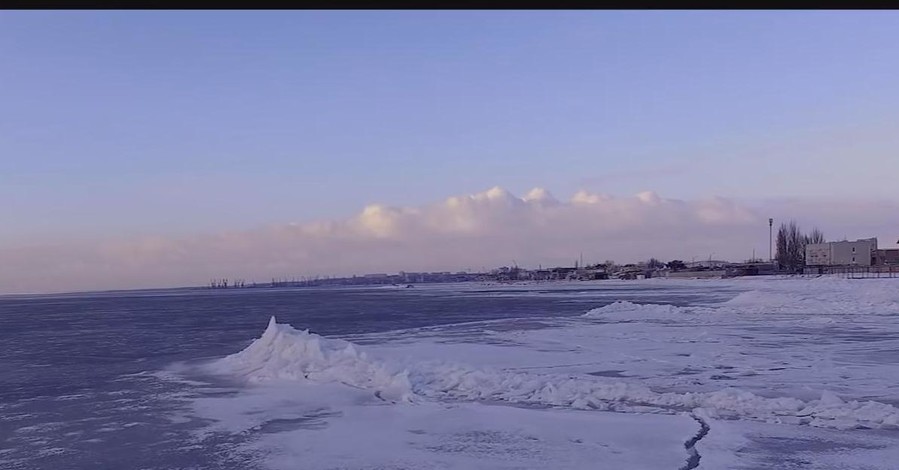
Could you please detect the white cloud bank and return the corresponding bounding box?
[2,186,898,293]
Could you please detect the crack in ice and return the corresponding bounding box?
[679,412,711,470]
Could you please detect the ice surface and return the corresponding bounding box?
[696,413,899,469]
[187,382,698,470]
[210,312,899,431]
[177,277,899,469]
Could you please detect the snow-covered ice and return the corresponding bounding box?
[173,277,899,469]
[187,381,699,470]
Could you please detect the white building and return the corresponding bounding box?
[805,238,878,266]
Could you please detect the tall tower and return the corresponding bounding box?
[769,218,774,262]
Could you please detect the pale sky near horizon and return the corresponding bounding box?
[3,11,899,292]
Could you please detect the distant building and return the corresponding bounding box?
[875,247,899,266]
[724,262,778,278]
[685,260,729,269]
[805,238,878,266]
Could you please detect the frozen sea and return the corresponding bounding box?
[3,277,899,469]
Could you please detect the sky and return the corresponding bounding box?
[3,11,899,293]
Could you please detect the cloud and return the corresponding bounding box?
[2,186,897,293]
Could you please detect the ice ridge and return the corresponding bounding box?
[212,318,899,431]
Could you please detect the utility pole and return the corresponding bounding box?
[769,218,774,263]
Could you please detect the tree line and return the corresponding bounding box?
[584,223,826,276]
[776,220,824,272]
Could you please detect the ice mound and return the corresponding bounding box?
[583,301,687,319]
[212,317,413,402]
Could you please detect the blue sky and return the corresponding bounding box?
[3,11,899,291]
